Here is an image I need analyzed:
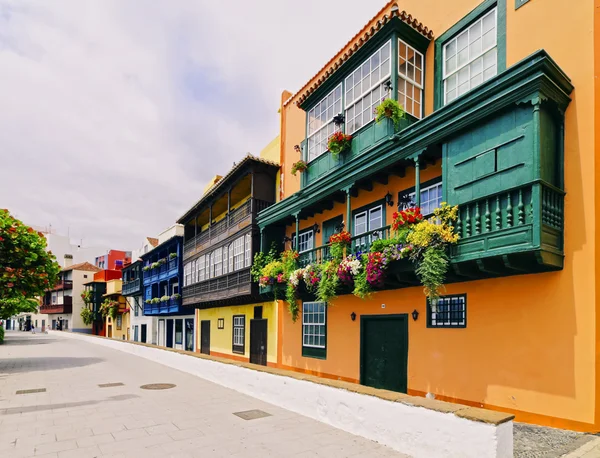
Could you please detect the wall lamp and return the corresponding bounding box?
[294,145,301,154]
[312,223,320,234]
[385,192,394,207]
[412,309,419,321]
[283,235,293,245]
[350,312,357,321]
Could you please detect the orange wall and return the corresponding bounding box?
[276,0,598,432]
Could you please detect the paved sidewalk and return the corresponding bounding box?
[562,437,600,458]
[0,331,406,457]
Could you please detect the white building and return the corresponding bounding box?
[41,256,101,332]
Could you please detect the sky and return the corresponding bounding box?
[0,0,384,251]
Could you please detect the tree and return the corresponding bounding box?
[0,209,60,317]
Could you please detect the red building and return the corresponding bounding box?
[94,250,131,271]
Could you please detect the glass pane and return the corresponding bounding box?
[445,39,456,58]
[482,29,495,49]
[483,11,495,33]
[469,38,482,58]
[457,47,468,67]
[470,21,482,41]
[457,31,469,51]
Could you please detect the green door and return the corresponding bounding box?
[323,215,344,259]
[360,315,408,393]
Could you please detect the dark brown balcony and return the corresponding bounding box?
[40,296,73,314]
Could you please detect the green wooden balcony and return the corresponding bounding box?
[259,50,572,286]
[301,117,414,188]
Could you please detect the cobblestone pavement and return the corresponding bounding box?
[0,331,407,458]
[514,422,597,458]
[562,437,600,458]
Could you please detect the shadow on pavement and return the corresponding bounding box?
[3,334,59,346]
[0,356,105,374]
[0,394,140,415]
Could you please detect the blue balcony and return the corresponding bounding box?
[143,298,189,316]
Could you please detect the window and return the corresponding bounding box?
[191,259,196,284]
[234,236,244,270]
[83,274,88,279]
[428,294,467,328]
[175,319,183,345]
[306,84,343,161]
[403,181,443,216]
[214,247,223,277]
[209,252,215,279]
[222,246,228,274]
[443,8,497,104]
[172,282,179,295]
[245,234,252,268]
[354,204,383,249]
[198,255,205,282]
[183,262,191,286]
[302,302,326,359]
[116,315,122,330]
[228,242,234,273]
[345,41,391,134]
[232,315,245,354]
[293,230,314,254]
[398,39,424,119]
[134,299,139,317]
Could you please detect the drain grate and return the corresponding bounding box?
[233,409,271,421]
[140,383,176,390]
[16,388,46,395]
[98,383,124,388]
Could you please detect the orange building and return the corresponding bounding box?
[252,0,600,433]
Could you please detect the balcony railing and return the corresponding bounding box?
[40,296,73,314]
[182,268,252,305]
[183,199,273,260]
[297,226,391,267]
[122,278,141,295]
[143,298,184,315]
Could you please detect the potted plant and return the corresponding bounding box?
[160,295,170,302]
[169,253,178,260]
[151,297,160,304]
[80,290,92,304]
[151,262,160,269]
[327,132,352,159]
[375,98,406,129]
[291,160,307,176]
[171,293,181,301]
[158,258,167,266]
[142,265,151,272]
[145,299,151,304]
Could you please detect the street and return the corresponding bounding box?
[0,331,406,458]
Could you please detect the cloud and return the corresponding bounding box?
[0,0,384,250]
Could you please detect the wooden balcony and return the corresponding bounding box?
[40,296,73,314]
[183,199,273,260]
[182,268,256,307]
[49,280,73,291]
[143,298,191,316]
[122,278,141,296]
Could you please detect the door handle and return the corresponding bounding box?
[260,346,265,350]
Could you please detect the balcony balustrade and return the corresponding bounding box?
[182,268,252,306]
[40,296,73,314]
[183,199,273,260]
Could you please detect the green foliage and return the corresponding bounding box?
[317,261,339,304]
[80,307,93,325]
[369,237,401,253]
[251,243,277,282]
[81,290,92,305]
[375,98,406,130]
[0,325,4,344]
[414,247,449,304]
[286,283,300,322]
[291,160,307,176]
[0,298,39,320]
[352,257,372,299]
[0,209,61,315]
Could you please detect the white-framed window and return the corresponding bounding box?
[429,295,466,328]
[234,236,244,270]
[398,39,424,119]
[232,315,245,354]
[228,242,234,273]
[244,234,252,267]
[183,262,191,287]
[306,84,343,162]
[302,302,326,348]
[405,181,443,216]
[214,247,223,277]
[222,246,228,275]
[293,230,314,254]
[354,205,383,249]
[197,255,205,282]
[191,259,196,284]
[209,252,214,279]
[345,40,392,134]
[443,8,497,104]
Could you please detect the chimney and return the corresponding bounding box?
[63,254,73,268]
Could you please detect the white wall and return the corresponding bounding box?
[43,232,108,267]
[157,224,184,245]
[53,332,513,458]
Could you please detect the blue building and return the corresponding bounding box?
[140,224,195,351]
